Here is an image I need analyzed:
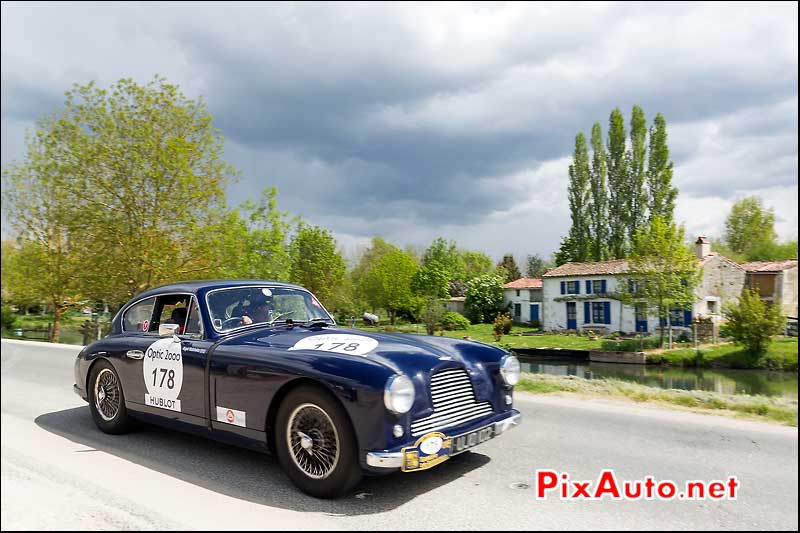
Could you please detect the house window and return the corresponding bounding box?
[592,280,604,294]
[516,289,520,297]
[566,281,580,294]
[591,302,607,324]
[707,300,718,314]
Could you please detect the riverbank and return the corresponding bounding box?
[517,373,798,426]
[651,338,798,371]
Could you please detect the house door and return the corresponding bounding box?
[635,303,648,332]
[514,303,521,322]
[566,302,577,330]
[530,303,539,322]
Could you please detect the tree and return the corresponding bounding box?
[646,113,677,224]
[220,187,291,281]
[423,238,466,281]
[496,254,521,282]
[464,273,505,323]
[628,105,649,242]
[588,122,608,261]
[560,132,592,262]
[724,196,778,258]
[289,223,346,304]
[351,237,395,310]
[411,261,451,298]
[421,297,446,335]
[461,250,494,280]
[722,289,785,357]
[606,108,628,259]
[3,77,237,308]
[621,216,700,348]
[524,253,550,278]
[362,248,419,324]
[2,125,85,341]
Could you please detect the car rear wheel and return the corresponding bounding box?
[88,360,131,434]
[275,385,362,498]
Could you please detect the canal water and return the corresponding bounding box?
[517,356,798,398]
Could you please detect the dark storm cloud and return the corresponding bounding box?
[2,2,797,254]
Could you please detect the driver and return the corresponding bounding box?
[242,295,273,325]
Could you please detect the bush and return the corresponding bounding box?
[421,297,446,335]
[493,313,513,340]
[723,288,785,355]
[1,305,18,331]
[442,312,470,331]
[601,336,663,352]
[464,274,505,323]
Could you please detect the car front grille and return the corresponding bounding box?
[410,368,493,437]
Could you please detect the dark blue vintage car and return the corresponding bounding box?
[74,280,521,498]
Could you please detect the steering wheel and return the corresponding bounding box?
[221,316,246,329]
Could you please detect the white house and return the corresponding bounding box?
[541,237,745,334]
[502,278,543,324]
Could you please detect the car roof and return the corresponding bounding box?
[133,280,306,300]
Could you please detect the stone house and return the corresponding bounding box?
[741,259,798,318]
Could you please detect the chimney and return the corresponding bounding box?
[695,236,711,259]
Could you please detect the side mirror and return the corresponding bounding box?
[159,323,180,337]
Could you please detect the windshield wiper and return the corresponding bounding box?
[296,318,333,328]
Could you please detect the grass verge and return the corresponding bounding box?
[651,338,798,371]
[517,373,798,427]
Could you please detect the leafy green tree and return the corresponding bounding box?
[524,253,549,278]
[628,105,649,242]
[289,223,346,304]
[411,261,451,298]
[423,238,466,281]
[607,108,628,258]
[3,77,236,308]
[560,132,592,262]
[621,216,700,347]
[724,196,778,258]
[464,273,505,323]
[1,240,41,312]
[722,288,785,356]
[588,122,608,261]
[2,125,85,341]
[646,113,677,225]
[351,237,395,310]
[220,187,291,281]
[461,250,494,280]
[362,248,419,324]
[496,254,521,282]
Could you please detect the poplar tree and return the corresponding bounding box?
[606,108,628,258]
[628,105,648,242]
[561,132,592,262]
[647,113,678,224]
[588,122,608,261]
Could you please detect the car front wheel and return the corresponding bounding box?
[275,385,362,498]
[88,360,131,434]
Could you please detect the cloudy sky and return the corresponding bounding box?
[2,1,797,262]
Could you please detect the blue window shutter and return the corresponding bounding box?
[601,280,607,293]
[560,281,565,294]
[604,302,611,324]
[684,309,692,326]
[586,280,592,294]
[584,302,590,324]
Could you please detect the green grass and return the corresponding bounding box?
[356,323,607,350]
[517,373,798,426]
[650,338,798,371]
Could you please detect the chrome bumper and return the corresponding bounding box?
[365,411,522,469]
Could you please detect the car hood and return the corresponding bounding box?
[233,325,509,377]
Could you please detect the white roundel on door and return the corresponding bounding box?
[288,334,378,356]
[142,337,183,412]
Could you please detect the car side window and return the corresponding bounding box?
[184,298,203,338]
[122,297,156,334]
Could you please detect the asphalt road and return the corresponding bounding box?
[1,338,797,530]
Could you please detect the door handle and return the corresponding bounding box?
[126,350,144,359]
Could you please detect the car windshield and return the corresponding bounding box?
[206,286,334,332]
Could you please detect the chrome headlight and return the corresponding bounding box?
[500,355,521,386]
[384,374,415,414]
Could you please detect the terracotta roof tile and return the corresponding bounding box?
[503,277,542,289]
[741,259,798,272]
[542,259,629,277]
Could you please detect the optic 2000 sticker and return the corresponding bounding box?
[142,337,183,412]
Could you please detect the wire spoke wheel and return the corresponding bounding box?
[94,368,121,422]
[286,403,340,479]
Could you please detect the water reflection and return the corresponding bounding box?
[518,356,798,398]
